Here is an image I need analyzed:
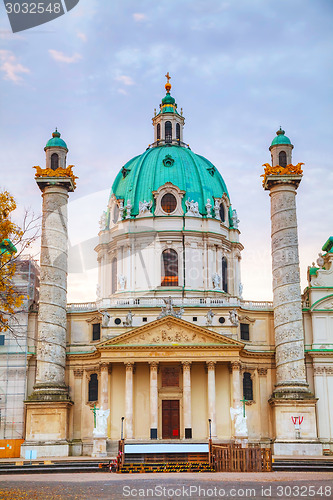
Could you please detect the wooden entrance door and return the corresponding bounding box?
[162,400,180,439]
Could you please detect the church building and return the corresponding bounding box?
[18,76,333,458]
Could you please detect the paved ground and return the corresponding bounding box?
[0,472,332,499]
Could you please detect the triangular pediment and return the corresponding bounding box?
[98,316,244,349]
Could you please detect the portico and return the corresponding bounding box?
[69,316,247,444]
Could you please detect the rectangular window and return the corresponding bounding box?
[142,317,147,322]
[162,367,179,387]
[240,323,250,341]
[0,335,4,346]
[193,317,197,322]
[92,323,101,341]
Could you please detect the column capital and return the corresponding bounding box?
[100,362,109,371]
[73,369,83,378]
[149,361,159,368]
[206,361,216,371]
[125,362,134,372]
[258,367,268,376]
[182,361,192,370]
[230,361,241,371]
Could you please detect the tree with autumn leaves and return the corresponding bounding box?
[0,190,39,333]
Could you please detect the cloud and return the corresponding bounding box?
[0,50,29,83]
[133,13,147,22]
[49,50,82,63]
[77,32,87,42]
[115,75,135,86]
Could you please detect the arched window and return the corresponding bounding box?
[176,123,180,142]
[157,123,161,141]
[51,153,59,170]
[165,121,172,143]
[222,256,228,293]
[88,373,98,402]
[279,151,287,168]
[219,203,225,222]
[111,257,117,294]
[243,372,253,401]
[161,249,178,286]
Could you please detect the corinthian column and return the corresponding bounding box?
[149,362,158,439]
[182,361,192,439]
[207,361,216,438]
[125,363,134,439]
[263,167,310,396]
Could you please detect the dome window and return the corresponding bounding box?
[161,193,177,214]
[157,123,161,141]
[222,256,228,293]
[165,121,172,143]
[51,153,59,170]
[219,203,225,222]
[111,257,117,294]
[162,155,174,168]
[176,123,180,142]
[161,249,178,286]
[279,151,287,168]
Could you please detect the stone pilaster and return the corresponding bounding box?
[182,361,192,439]
[207,361,216,439]
[125,363,134,439]
[149,362,158,439]
[231,361,241,408]
[100,363,109,411]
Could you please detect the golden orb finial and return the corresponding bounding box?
[165,72,171,93]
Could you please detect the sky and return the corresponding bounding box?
[0,0,332,303]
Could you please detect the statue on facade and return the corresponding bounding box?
[99,211,107,230]
[231,209,240,229]
[214,199,220,219]
[206,309,215,326]
[125,199,132,219]
[174,307,184,319]
[93,409,110,437]
[139,200,152,215]
[123,310,134,327]
[230,406,248,436]
[239,282,243,299]
[99,309,111,327]
[317,253,325,268]
[118,199,125,220]
[205,198,212,217]
[212,272,221,289]
[157,296,184,319]
[118,274,126,291]
[185,198,200,217]
[229,308,239,326]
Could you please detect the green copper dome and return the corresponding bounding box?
[162,93,176,105]
[45,129,68,150]
[271,127,291,146]
[111,145,230,218]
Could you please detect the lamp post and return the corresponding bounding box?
[208,418,212,440]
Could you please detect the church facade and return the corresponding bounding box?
[20,77,332,458]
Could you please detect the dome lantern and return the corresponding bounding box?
[152,73,185,147]
[269,127,294,167]
[44,128,68,170]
